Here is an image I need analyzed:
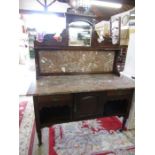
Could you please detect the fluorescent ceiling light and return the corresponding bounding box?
[90,0,122,9]
[130,14,135,17]
[72,1,77,7]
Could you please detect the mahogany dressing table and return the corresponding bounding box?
[27,14,134,146]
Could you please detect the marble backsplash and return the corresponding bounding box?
[39,50,115,74]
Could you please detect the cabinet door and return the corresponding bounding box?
[73,92,104,119]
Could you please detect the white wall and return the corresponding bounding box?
[19,0,44,11]
[123,33,135,77]
[122,32,135,129]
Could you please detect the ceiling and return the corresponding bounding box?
[89,0,135,19]
[62,0,135,19]
[19,0,135,20]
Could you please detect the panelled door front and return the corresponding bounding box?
[73,92,105,120]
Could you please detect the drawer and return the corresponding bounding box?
[107,89,133,96]
[37,94,72,102]
[36,94,73,108]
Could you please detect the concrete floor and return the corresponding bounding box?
[19,59,35,96]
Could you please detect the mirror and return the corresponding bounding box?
[68,21,92,46]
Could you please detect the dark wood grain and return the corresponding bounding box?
[32,87,134,145]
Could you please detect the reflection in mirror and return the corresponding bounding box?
[69,21,92,46]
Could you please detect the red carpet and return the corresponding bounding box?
[19,101,27,127]
[94,147,135,155]
[49,116,123,155]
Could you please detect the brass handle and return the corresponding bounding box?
[82,96,96,100]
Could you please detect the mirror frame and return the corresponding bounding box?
[65,13,95,47]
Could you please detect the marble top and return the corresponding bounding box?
[39,50,115,74]
[27,74,135,96]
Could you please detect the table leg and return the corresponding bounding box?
[36,128,42,146]
[33,96,42,146]
[120,116,127,131]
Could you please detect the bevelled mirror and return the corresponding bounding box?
[68,21,92,46]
